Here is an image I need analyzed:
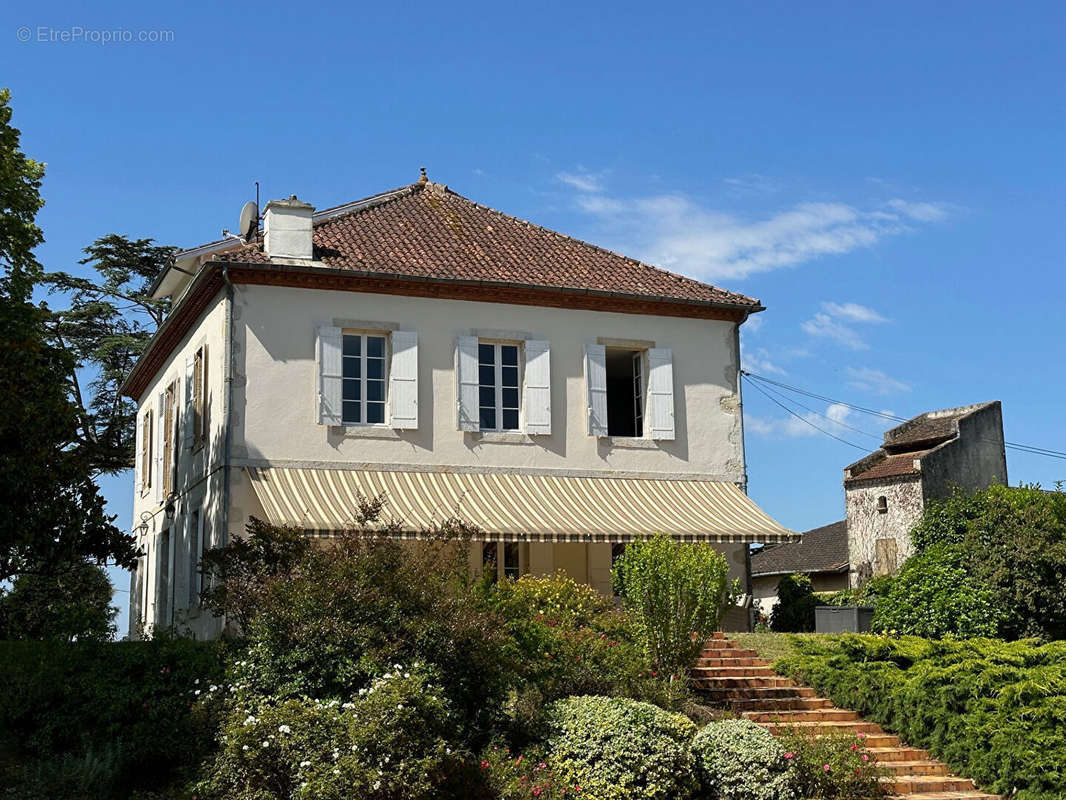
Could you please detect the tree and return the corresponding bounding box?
[0,558,118,641]
[43,235,174,475]
[0,88,46,300]
[769,573,816,633]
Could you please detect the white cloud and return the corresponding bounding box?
[801,301,888,350]
[845,367,911,395]
[747,402,856,439]
[722,174,780,195]
[741,346,786,376]
[556,170,606,193]
[561,188,951,281]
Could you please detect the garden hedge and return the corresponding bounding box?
[774,634,1066,799]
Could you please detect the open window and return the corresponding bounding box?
[605,348,644,437]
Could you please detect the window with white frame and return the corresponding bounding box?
[140,410,153,494]
[606,348,644,437]
[478,342,520,431]
[342,333,387,425]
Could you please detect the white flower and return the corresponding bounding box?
[373,781,381,790]
[242,745,249,751]
[243,715,257,726]
[194,679,200,685]
[194,690,201,696]
[262,741,270,747]
[333,769,340,775]
[209,685,218,692]
[300,760,311,767]
[278,725,291,734]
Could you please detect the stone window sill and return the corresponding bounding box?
[329,426,403,440]
[600,437,660,450]
[469,431,538,444]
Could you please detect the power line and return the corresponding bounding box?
[749,378,885,443]
[743,376,871,452]
[742,369,1066,462]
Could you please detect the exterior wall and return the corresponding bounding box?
[845,476,923,588]
[751,571,849,616]
[128,291,230,640]
[232,284,745,481]
[919,403,1008,503]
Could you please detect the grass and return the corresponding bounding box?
[731,633,834,665]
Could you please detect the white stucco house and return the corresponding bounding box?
[123,173,794,640]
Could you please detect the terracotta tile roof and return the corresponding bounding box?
[213,182,760,309]
[751,520,849,577]
[846,450,928,482]
[883,415,958,451]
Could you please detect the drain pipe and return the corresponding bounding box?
[220,264,235,551]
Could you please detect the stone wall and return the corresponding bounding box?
[845,476,923,588]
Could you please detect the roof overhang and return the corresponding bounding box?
[751,564,850,578]
[246,466,797,543]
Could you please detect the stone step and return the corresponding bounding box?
[867,746,931,762]
[697,685,817,700]
[876,760,951,777]
[694,656,769,668]
[700,639,734,650]
[699,647,758,658]
[692,665,777,677]
[885,793,1001,800]
[885,775,977,794]
[726,696,832,711]
[743,708,860,723]
[693,676,796,689]
[762,720,884,735]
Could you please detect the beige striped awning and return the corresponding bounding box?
[246,467,796,544]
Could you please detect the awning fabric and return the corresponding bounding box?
[246,467,796,544]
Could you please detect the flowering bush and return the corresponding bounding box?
[479,742,577,799]
[544,695,697,800]
[775,727,885,799]
[488,574,614,627]
[692,719,797,800]
[195,665,470,800]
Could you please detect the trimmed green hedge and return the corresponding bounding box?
[0,636,227,798]
[774,634,1066,800]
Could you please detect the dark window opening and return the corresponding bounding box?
[876,496,888,514]
[503,542,519,579]
[605,348,643,437]
[482,542,498,583]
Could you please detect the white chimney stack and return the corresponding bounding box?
[263,195,315,260]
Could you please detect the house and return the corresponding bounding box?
[750,520,848,613]
[122,173,796,640]
[749,401,1006,609]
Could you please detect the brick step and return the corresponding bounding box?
[726,696,832,711]
[710,631,727,640]
[876,760,951,777]
[885,775,977,794]
[885,793,1000,800]
[693,676,796,689]
[743,708,860,723]
[696,685,817,700]
[700,639,734,650]
[692,665,777,677]
[699,647,759,658]
[762,720,883,735]
[867,746,931,762]
[694,656,769,668]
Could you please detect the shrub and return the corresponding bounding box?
[905,484,1066,641]
[775,728,885,799]
[196,665,470,800]
[0,635,226,799]
[775,634,1066,800]
[612,535,731,675]
[478,742,574,799]
[770,574,815,633]
[872,543,1006,638]
[544,695,696,800]
[0,559,117,641]
[692,718,797,800]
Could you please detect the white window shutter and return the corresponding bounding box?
[316,326,344,426]
[523,340,551,435]
[648,347,675,440]
[389,330,419,429]
[155,391,165,503]
[584,344,608,437]
[456,336,480,431]
[183,356,194,451]
[134,409,143,495]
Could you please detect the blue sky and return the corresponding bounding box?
[4,1,1065,635]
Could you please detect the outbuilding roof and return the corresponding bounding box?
[750,520,850,577]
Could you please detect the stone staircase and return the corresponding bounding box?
[691,634,1000,800]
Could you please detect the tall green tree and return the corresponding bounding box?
[44,235,174,474]
[0,88,46,299]
[0,558,118,641]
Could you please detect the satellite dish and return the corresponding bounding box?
[239,201,258,241]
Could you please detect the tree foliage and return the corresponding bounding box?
[0,559,118,641]
[769,573,816,633]
[612,535,732,675]
[0,88,45,299]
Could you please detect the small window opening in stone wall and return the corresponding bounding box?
[876,496,888,514]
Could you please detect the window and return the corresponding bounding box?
[876,496,888,514]
[503,543,519,580]
[478,342,520,431]
[141,545,149,624]
[482,542,498,583]
[140,410,153,493]
[157,530,171,627]
[606,348,644,437]
[187,509,201,607]
[192,346,207,445]
[342,334,387,425]
[162,382,177,496]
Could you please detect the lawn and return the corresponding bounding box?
[731,632,831,664]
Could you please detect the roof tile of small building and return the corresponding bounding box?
[213,182,761,308]
[750,520,849,577]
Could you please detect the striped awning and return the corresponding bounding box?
[246,467,796,544]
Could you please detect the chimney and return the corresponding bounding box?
[263,195,315,260]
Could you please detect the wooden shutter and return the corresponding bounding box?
[456,336,479,432]
[184,356,195,451]
[647,347,675,441]
[134,408,143,495]
[389,330,419,429]
[316,326,344,426]
[523,339,551,435]
[584,344,608,437]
